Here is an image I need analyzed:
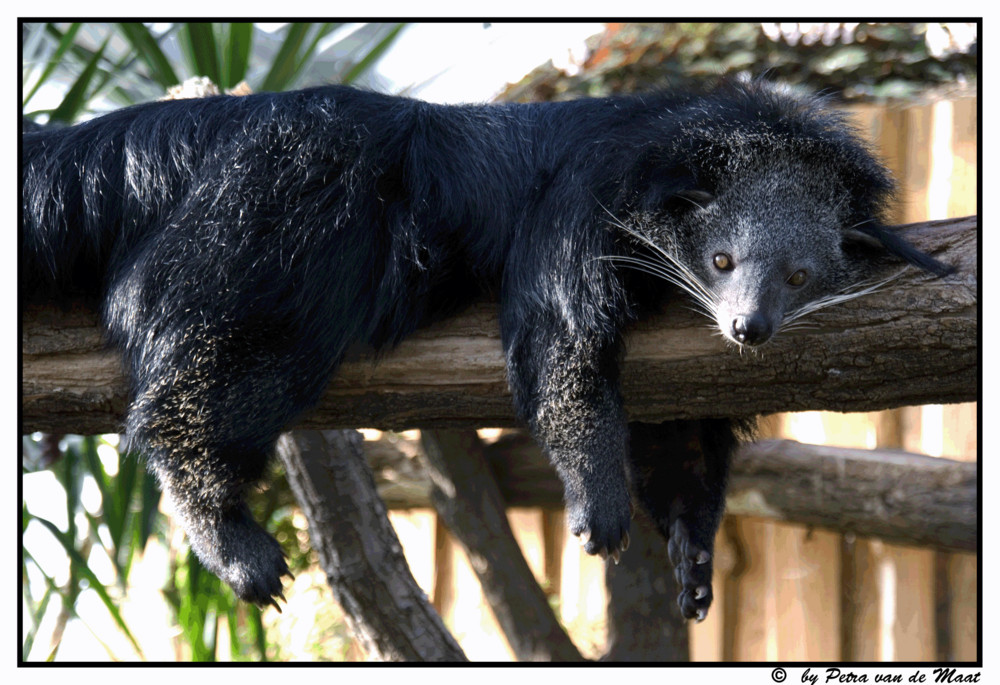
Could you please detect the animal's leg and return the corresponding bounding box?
[504,317,632,559]
[125,322,332,606]
[626,418,741,621]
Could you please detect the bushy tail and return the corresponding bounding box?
[21,119,113,300]
[21,95,265,302]
[21,102,201,301]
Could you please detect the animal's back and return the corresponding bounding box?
[22,88,392,300]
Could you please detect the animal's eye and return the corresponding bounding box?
[713,253,733,271]
[787,270,807,287]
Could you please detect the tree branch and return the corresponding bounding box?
[723,439,977,552]
[20,217,977,434]
[604,508,691,661]
[419,429,584,661]
[275,430,466,661]
[367,433,977,553]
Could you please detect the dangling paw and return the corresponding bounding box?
[668,518,715,622]
[566,489,633,564]
[187,505,293,609]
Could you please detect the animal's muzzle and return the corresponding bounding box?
[731,312,772,346]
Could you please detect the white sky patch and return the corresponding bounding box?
[376,22,603,103]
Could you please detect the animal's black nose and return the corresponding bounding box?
[732,313,772,346]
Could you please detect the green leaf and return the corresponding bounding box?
[21,582,54,660]
[48,36,110,123]
[30,514,144,658]
[294,22,344,77]
[23,22,82,106]
[117,22,180,88]
[137,461,162,546]
[222,23,254,88]
[80,436,108,492]
[341,23,406,85]
[261,23,310,92]
[79,436,132,581]
[21,550,56,661]
[58,441,82,548]
[182,23,222,86]
[227,605,242,659]
[113,446,139,556]
[250,605,267,660]
[175,549,220,661]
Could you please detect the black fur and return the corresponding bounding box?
[21,80,948,615]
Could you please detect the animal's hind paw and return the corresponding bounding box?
[191,506,292,609]
[220,541,293,609]
[668,518,715,622]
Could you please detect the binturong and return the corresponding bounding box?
[608,83,952,352]
[21,77,951,621]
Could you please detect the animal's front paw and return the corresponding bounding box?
[190,507,293,609]
[567,489,633,563]
[668,518,714,622]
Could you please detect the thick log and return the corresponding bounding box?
[365,433,977,553]
[722,440,977,552]
[604,508,692,661]
[418,430,584,661]
[21,216,976,434]
[275,430,466,661]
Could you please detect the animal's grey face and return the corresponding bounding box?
[635,161,866,349]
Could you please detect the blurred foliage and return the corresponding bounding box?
[501,22,978,103]
[22,22,405,124]
[22,436,336,661]
[22,435,157,660]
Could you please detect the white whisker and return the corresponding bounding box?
[592,200,905,352]
[596,254,718,320]
[781,271,903,331]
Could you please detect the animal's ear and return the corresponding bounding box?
[627,148,714,214]
[843,224,953,277]
[669,189,715,211]
[842,228,885,250]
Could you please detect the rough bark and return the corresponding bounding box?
[21,217,977,434]
[368,433,977,553]
[275,430,466,662]
[722,439,977,553]
[604,508,691,661]
[419,430,584,661]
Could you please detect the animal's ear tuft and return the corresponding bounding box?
[842,228,885,251]
[671,189,715,210]
[626,147,705,213]
[844,224,954,277]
